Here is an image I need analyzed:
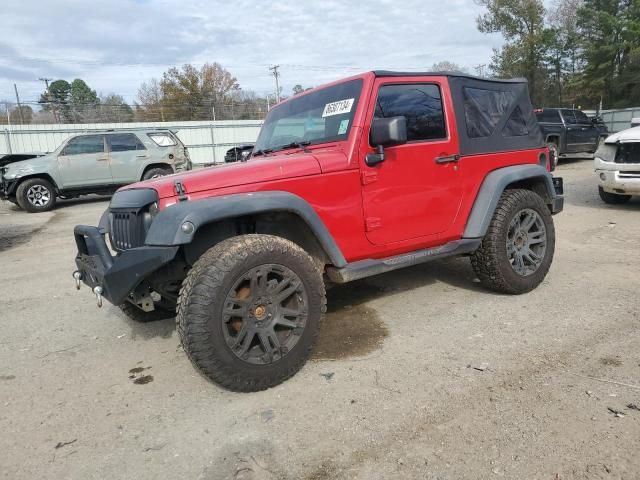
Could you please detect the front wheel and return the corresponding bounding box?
[16,177,57,213]
[471,189,555,294]
[176,235,326,392]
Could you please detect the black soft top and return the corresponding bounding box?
[373,71,544,156]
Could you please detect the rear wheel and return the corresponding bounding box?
[16,177,57,213]
[471,189,555,294]
[598,186,631,204]
[142,167,172,180]
[177,234,326,392]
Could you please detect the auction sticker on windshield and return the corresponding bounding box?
[322,98,354,117]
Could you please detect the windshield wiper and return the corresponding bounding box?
[272,141,311,152]
[251,148,273,157]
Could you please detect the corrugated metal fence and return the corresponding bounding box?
[0,120,263,165]
[600,108,640,133]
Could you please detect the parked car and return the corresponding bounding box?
[73,71,563,392]
[594,126,640,204]
[224,145,254,163]
[534,108,600,165]
[0,130,191,212]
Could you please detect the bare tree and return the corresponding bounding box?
[431,61,470,73]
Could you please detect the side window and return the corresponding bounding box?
[535,109,561,123]
[462,87,515,138]
[561,110,577,124]
[374,84,446,142]
[108,133,146,152]
[62,135,105,156]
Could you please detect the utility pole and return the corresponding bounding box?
[269,65,281,103]
[13,84,24,124]
[38,77,56,123]
[474,64,486,78]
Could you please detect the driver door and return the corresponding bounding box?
[359,79,463,245]
[57,135,112,188]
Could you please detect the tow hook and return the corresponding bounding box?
[93,286,103,308]
[73,271,83,290]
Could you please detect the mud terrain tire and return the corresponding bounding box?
[471,189,555,294]
[176,234,326,392]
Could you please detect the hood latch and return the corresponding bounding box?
[174,180,188,202]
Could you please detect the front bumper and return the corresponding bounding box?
[74,225,178,306]
[0,175,17,200]
[596,169,640,195]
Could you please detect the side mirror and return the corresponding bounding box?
[370,116,407,147]
[366,116,407,166]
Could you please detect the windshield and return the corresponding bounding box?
[253,79,363,153]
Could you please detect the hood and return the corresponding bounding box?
[1,153,55,174]
[122,151,322,199]
[605,126,640,144]
[0,153,47,168]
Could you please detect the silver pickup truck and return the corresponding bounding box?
[0,129,191,212]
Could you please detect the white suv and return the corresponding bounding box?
[594,127,640,204]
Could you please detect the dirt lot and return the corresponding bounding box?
[1,160,639,480]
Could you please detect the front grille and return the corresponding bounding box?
[109,209,146,251]
[618,171,640,178]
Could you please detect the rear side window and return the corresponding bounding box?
[148,133,177,146]
[503,106,529,137]
[62,135,105,155]
[462,87,515,138]
[374,84,446,142]
[535,109,561,123]
[107,133,146,152]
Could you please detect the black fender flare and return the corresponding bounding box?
[463,164,560,238]
[145,191,347,267]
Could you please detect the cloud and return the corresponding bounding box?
[0,0,502,102]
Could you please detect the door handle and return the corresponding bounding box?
[136,154,148,158]
[434,154,460,164]
[97,157,109,161]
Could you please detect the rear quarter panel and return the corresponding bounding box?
[442,149,546,243]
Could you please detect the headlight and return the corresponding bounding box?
[148,202,159,218]
[142,202,159,231]
[3,166,32,179]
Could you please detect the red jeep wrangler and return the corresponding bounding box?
[73,71,563,392]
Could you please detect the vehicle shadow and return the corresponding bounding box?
[115,307,176,341]
[120,255,486,343]
[56,195,111,209]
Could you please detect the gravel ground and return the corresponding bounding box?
[1,160,639,480]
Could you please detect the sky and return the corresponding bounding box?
[0,0,504,105]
